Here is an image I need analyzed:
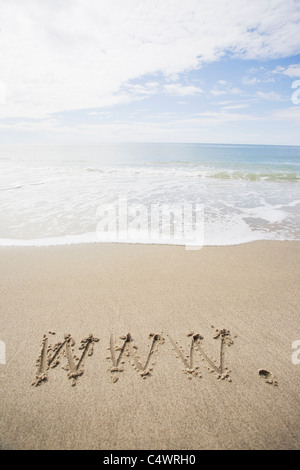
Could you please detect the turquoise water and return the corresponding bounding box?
[0,143,299,246]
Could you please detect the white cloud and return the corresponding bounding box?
[190,110,261,125]
[271,106,300,124]
[273,64,300,78]
[123,81,204,97]
[210,89,227,96]
[211,85,241,96]
[222,104,249,110]
[242,66,276,85]
[0,0,299,121]
[124,82,160,96]
[243,77,261,85]
[0,111,262,141]
[163,83,203,96]
[1,105,299,145]
[230,88,242,95]
[257,91,282,101]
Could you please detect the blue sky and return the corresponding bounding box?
[0,0,300,145]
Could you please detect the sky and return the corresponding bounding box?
[0,0,300,145]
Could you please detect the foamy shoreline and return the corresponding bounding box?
[0,241,299,449]
[0,234,299,247]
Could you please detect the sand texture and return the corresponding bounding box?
[0,241,299,449]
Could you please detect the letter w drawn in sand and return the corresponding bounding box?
[107,333,164,382]
[32,333,99,387]
[168,329,234,381]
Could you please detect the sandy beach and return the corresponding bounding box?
[0,240,299,450]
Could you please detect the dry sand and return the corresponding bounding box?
[0,240,299,450]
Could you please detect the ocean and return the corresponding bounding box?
[0,143,299,246]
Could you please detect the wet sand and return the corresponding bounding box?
[0,241,299,449]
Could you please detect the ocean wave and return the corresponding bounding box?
[211,171,300,182]
[0,182,45,191]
